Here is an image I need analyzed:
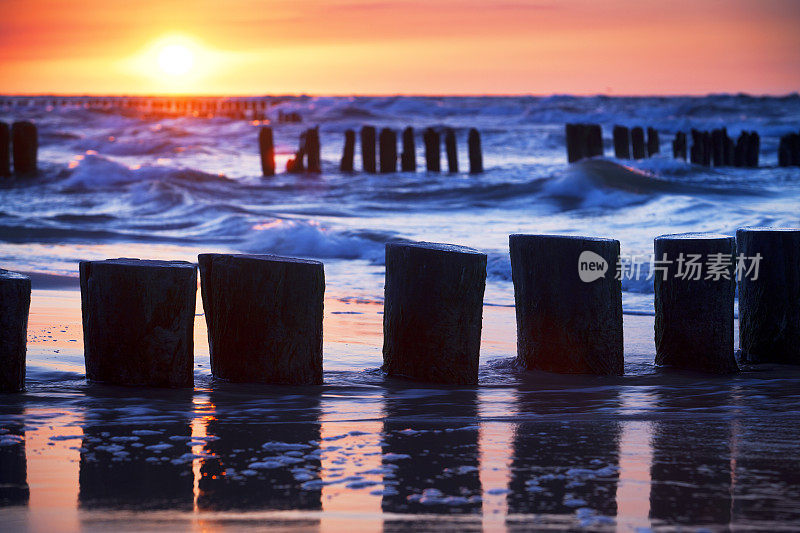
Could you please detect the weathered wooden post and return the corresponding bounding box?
[444,127,458,172]
[647,127,660,157]
[11,121,37,175]
[340,129,355,172]
[423,127,440,171]
[711,128,725,166]
[631,127,646,160]
[383,242,486,384]
[672,131,687,160]
[401,126,416,172]
[510,234,623,375]
[0,122,10,177]
[746,131,760,168]
[286,131,307,173]
[654,233,738,374]
[566,123,582,163]
[587,124,603,157]
[79,258,197,387]
[361,126,377,173]
[736,227,800,365]
[379,128,397,173]
[613,125,630,159]
[306,127,321,173]
[468,128,483,174]
[0,270,30,392]
[259,126,275,176]
[778,135,791,167]
[734,132,747,167]
[199,253,324,384]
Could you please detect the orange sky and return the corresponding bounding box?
[1,0,799,96]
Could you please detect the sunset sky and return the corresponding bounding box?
[1,0,799,96]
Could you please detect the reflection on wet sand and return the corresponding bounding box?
[0,406,29,507]
[381,385,482,531]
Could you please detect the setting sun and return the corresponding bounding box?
[157,43,194,77]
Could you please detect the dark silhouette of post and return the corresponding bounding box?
[444,127,458,172]
[305,127,321,173]
[711,129,725,166]
[587,124,603,157]
[379,128,397,173]
[631,127,646,160]
[0,122,10,176]
[672,132,687,161]
[654,233,738,374]
[286,131,307,173]
[734,132,747,167]
[11,121,37,175]
[258,127,275,176]
[468,128,483,173]
[401,126,416,172]
[566,123,582,163]
[0,270,30,392]
[647,127,660,157]
[423,127,440,171]
[613,125,630,159]
[360,126,377,173]
[340,129,355,172]
[746,131,760,168]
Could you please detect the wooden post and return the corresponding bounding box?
[647,127,660,157]
[672,131,687,160]
[361,126,377,173]
[510,234,623,375]
[11,121,37,175]
[340,129,355,172]
[306,127,321,173]
[423,127,440,171]
[613,125,630,159]
[0,122,10,177]
[631,127,646,160]
[199,254,324,384]
[383,242,486,384]
[587,124,603,157]
[259,126,275,176]
[566,123,582,163]
[746,131,760,168]
[444,127,458,172]
[468,128,483,174]
[286,131,307,173]
[0,270,30,392]
[736,228,800,365]
[401,126,416,172]
[79,259,197,387]
[734,132,747,167]
[778,135,790,167]
[379,128,397,173]
[711,128,725,167]
[654,233,738,374]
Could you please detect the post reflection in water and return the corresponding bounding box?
[77,386,194,511]
[506,375,622,529]
[0,405,29,507]
[381,384,482,531]
[195,383,322,525]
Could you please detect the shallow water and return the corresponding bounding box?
[2,96,800,531]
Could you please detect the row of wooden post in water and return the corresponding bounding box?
[258,125,484,176]
[2,227,798,392]
[567,123,800,168]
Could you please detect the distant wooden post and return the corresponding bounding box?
[424,127,440,171]
[711,128,726,166]
[361,126,377,173]
[734,132,747,167]
[468,128,483,173]
[340,129,355,172]
[0,270,30,392]
[672,132,687,161]
[199,253,324,385]
[379,128,398,173]
[612,125,630,159]
[306,127,321,173]
[566,123,582,163]
[646,127,660,157]
[654,233,738,374]
[0,122,10,177]
[11,121,37,175]
[259,126,275,176]
[401,126,416,172]
[80,259,197,387]
[631,127,645,160]
[746,131,760,168]
[444,128,458,173]
[383,242,486,384]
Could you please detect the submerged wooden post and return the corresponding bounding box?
[423,127,440,171]
[379,128,397,173]
[613,125,630,159]
[444,127,458,172]
[654,233,738,374]
[0,122,10,177]
[672,131,687,161]
[631,127,645,160]
[199,253,324,384]
[565,123,582,163]
[340,129,355,172]
[259,126,275,176]
[647,127,660,156]
[306,127,321,173]
[0,270,30,392]
[11,121,37,175]
[401,126,416,172]
[468,128,483,174]
[79,258,197,387]
[383,242,486,384]
[736,228,800,365]
[361,126,377,173]
[510,234,623,375]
